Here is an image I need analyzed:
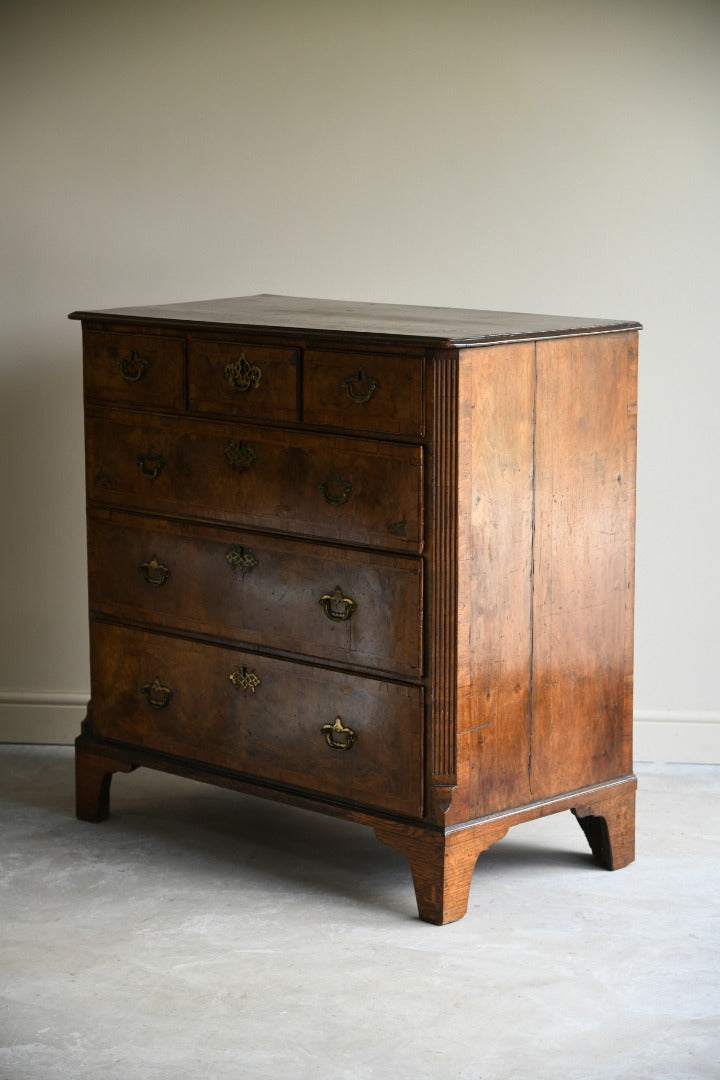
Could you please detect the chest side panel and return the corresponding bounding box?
[530,331,638,796]
[451,343,535,821]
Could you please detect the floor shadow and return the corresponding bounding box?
[1,745,597,919]
[1,746,415,916]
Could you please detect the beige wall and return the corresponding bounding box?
[1,0,719,758]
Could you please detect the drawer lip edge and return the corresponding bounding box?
[88,615,424,688]
[77,732,425,823]
[88,613,427,678]
[85,504,425,563]
[85,501,423,556]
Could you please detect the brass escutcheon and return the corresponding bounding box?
[225,440,257,471]
[229,666,261,693]
[118,348,149,382]
[320,586,356,622]
[136,448,166,479]
[140,557,170,586]
[322,716,357,751]
[341,368,378,404]
[225,354,261,392]
[319,469,352,506]
[142,676,172,708]
[225,547,258,575]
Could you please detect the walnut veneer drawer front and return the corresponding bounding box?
[303,349,424,436]
[89,623,424,817]
[87,511,423,677]
[83,330,184,411]
[188,339,299,422]
[85,409,423,551]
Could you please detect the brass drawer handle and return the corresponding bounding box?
[118,348,149,382]
[225,354,261,392]
[140,557,170,586]
[136,448,166,479]
[142,676,172,708]
[320,586,356,622]
[319,469,352,506]
[225,547,258,575]
[341,368,378,404]
[322,716,357,751]
[225,440,257,471]
[229,665,261,692]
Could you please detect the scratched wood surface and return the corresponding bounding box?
[440,333,637,825]
[70,293,639,346]
[452,342,535,821]
[88,621,423,818]
[75,295,639,923]
[530,331,638,796]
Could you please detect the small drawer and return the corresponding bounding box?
[83,330,184,410]
[85,408,423,552]
[303,348,424,436]
[88,511,423,678]
[188,338,299,422]
[89,622,424,818]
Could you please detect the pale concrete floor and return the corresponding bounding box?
[0,747,718,1080]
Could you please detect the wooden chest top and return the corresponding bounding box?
[70,292,640,346]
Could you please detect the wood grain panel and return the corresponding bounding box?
[188,337,299,422]
[304,348,424,436]
[451,343,535,821]
[87,509,422,678]
[71,294,641,347]
[83,329,184,411]
[89,622,423,817]
[530,332,638,797]
[85,407,423,552]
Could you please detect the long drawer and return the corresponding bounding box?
[89,622,424,817]
[87,510,423,677]
[86,407,423,552]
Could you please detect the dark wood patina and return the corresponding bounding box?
[72,294,640,923]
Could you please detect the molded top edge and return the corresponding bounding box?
[69,293,641,345]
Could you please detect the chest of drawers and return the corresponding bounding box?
[71,294,640,924]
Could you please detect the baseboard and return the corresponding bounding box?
[1,695,719,763]
[633,709,720,765]
[0,693,87,745]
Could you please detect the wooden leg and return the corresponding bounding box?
[374,820,508,925]
[571,784,636,870]
[75,742,135,823]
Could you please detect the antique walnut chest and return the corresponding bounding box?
[71,294,640,924]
